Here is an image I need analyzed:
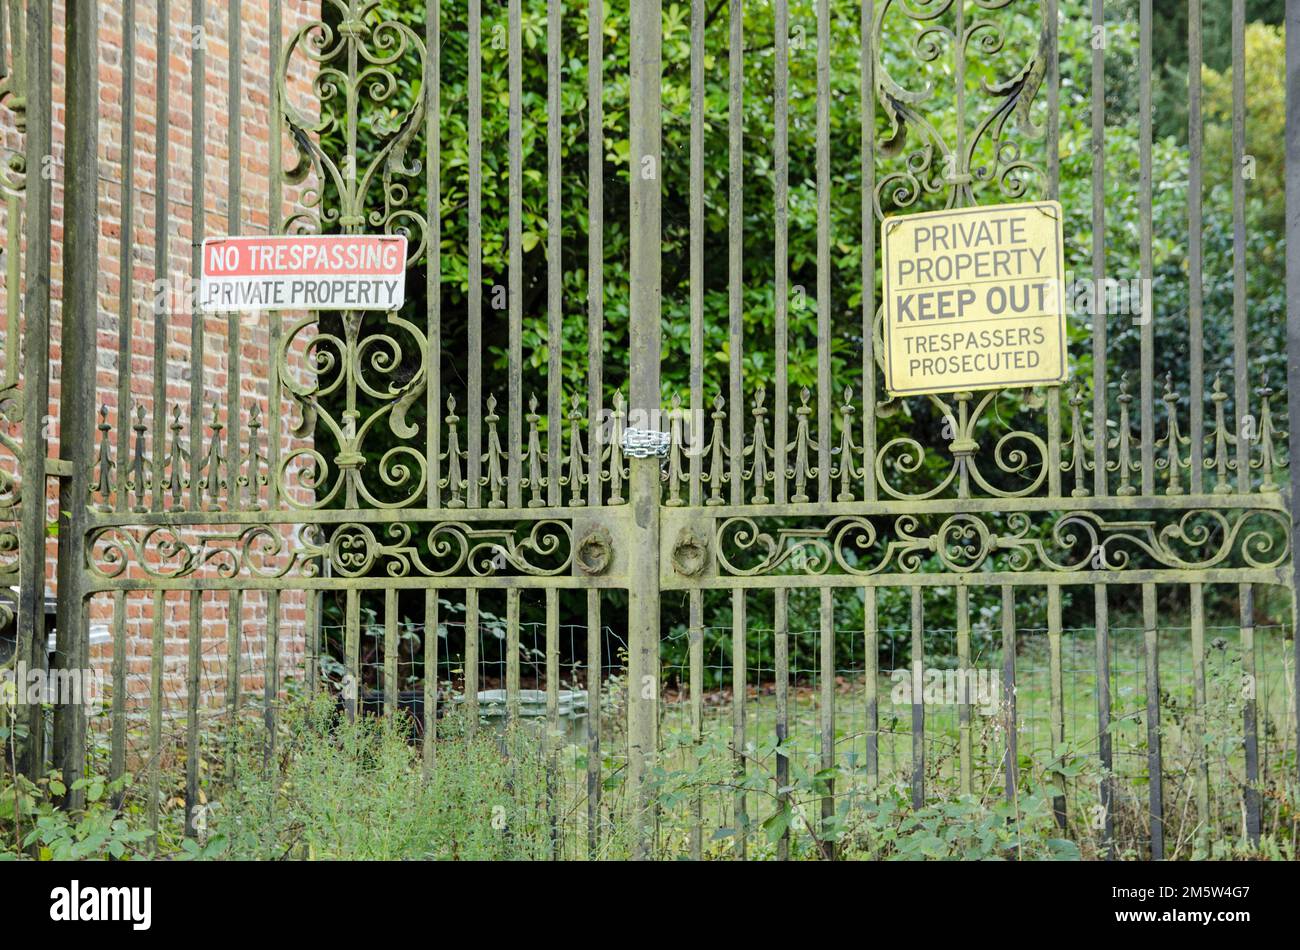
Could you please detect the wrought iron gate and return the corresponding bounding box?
[1,0,1297,860]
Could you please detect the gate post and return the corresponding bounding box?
[1287,0,1300,790]
[15,0,52,779]
[627,0,663,859]
[51,0,98,807]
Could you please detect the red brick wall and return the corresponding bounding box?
[0,0,324,714]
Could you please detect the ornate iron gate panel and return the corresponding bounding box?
[646,0,1296,860]
[1,0,1296,860]
[5,0,646,854]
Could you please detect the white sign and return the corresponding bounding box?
[199,234,407,313]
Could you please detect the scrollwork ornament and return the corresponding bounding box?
[275,1,430,511]
[874,0,1048,217]
[84,518,582,582]
[712,508,1289,578]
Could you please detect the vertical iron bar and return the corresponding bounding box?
[54,0,99,805]
[1285,0,1300,796]
[148,591,163,845]
[775,590,789,861]
[267,0,282,511]
[1231,0,1260,848]
[727,0,743,505]
[152,0,170,512]
[731,587,746,857]
[860,0,877,502]
[1231,0,1249,496]
[819,586,834,857]
[185,590,200,836]
[1045,0,1059,200]
[956,585,971,795]
[344,588,359,721]
[384,588,398,717]
[1188,0,1204,492]
[1002,585,1016,805]
[110,0,137,784]
[506,588,520,723]
[910,586,923,809]
[506,0,522,509]
[116,0,136,510]
[689,588,703,859]
[953,0,964,198]
[815,0,831,502]
[467,0,482,507]
[864,586,878,786]
[425,0,440,508]
[225,589,241,779]
[465,588,479,729]
[1143,582,1163,858]
[305,574,319,693]
[422,588,437,772]
[225,0,241,511]
[15,0,51,778]
[585,0,603,506]
[1241,585,1260,842]
[264,589,279,768]
[585,590,601,857]
[773,0,788,502]
[189,0,205,510]
[545,0,562,505]
[1045,0,1061,498]
[545,588,559,858]
[109,591,127,805]
[689,0,704,506]
[224,0,245,752]
[1088,0,1110,855]
[1138,0,1154,497]
[1047,583,1066,827]
[1089,0,1107,497]
[627,0,663,861]
[1190,582,1209,853]
[1095,584,1113,856]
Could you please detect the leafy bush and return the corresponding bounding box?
[1,720,152,860]
[206,694,557,860]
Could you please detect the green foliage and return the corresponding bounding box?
[312,0,1286,660]
[846,792,1081,860]
[322,0,1286,492]
[1149,0,1283,141]
[5,644,1295,861]
[662,584,1048,689]
[1202,23,1285,234]
[0,752,152,861]
[324,1,1047,410]
[648,725,1084,859]
[205,693,556,860]
[330,0,1290,407]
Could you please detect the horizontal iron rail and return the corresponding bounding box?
[81,491,1288,528]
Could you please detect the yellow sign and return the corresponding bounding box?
[881,200,1067,397]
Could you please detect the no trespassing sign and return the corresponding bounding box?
[199,234,408,313]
